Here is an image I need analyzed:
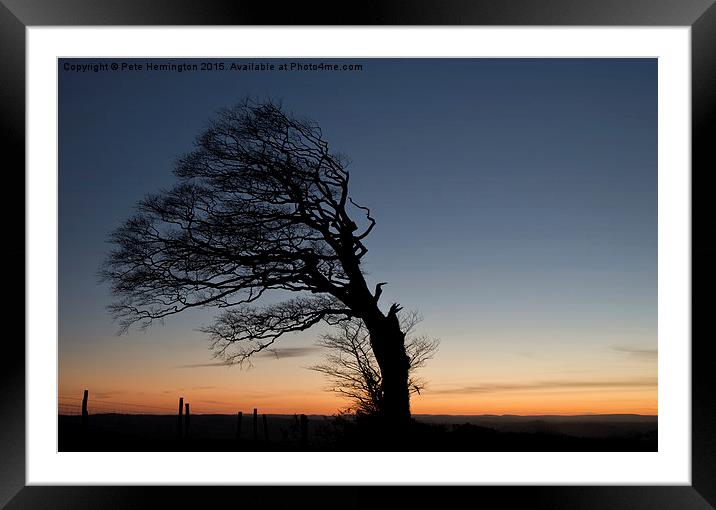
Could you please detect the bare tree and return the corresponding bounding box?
[101,98,419,426]
[311,311,439,415]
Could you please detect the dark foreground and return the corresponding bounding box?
[58,413,657,452]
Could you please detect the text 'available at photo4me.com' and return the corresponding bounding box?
[62,60,365,74]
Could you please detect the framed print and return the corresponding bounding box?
[4,0,715,508]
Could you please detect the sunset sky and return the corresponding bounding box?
[58,58,657,416]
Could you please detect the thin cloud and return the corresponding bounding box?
[612,346,658,361]
[174,362,230,369]
[173,347,319,368]
[92,390,127,399]
[519,351,540,360]
[432,377,657,395]
[258,347,320,359]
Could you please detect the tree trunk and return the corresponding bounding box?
[364,306,412,428]
[379,346,411,424]
[341,259,412,429]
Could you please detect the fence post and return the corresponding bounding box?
[177,397,184,437]
[263,414,269,442]
[81,389,89,430]
[184,403,190,439]
[253,408,258,441]
[236,411,243,440]
[300,414,308,447]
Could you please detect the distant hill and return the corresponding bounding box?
[411,413,657,438]
[413,413,657,422]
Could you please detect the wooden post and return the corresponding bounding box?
[263,414,269,441]
[177,397,184,437]
[184,403,190,438]
[253,408,258,441]
[235,411,243,440]
[81,389,89,429]
[300,414,308,447]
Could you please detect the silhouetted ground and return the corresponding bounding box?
[58,413,656,452]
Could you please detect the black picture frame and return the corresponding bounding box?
[3,0,714,508]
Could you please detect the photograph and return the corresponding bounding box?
[3,0,711,504]
[57,57,658,453]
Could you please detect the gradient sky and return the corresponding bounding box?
[58,58,657,416]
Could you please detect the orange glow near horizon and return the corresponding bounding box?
[410,389,657,416]
[58,327,657,417]
[58,370,657,417]
[57,387,657,416]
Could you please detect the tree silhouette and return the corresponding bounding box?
[101,98,418,426]
[311,311,439,415]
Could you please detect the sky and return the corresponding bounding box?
[58,58,657,416]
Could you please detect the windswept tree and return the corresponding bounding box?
[102,98,422,427]
[311,311,439,415]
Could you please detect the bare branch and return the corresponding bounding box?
[101,98,378,341]
[202,295,351,365]
[374,282,388,302]
[309,311,439,415]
